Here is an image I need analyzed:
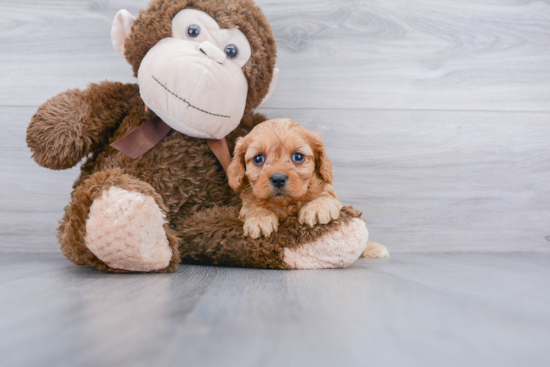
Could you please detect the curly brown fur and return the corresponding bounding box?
[125,0,276,111]
[39,81,267,271]
[58,168,180,273]
[27,89,90,170]
[67,83,265,223]
[178,206,363,269]
[27,81,139,170]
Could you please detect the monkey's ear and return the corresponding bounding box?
[111,10,137,57]
[258,68,279,107]
[227,137,249,191]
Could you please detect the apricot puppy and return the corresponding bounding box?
[227,118,342,238]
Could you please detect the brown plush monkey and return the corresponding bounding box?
[26,0,384,273]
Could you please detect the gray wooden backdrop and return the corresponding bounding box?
[1,0,549,253]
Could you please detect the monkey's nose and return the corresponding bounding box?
[270,174,287,188]
[199,41,226,64]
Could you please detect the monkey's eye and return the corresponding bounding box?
[253,154,265,165]
[187,24,201,39]
[292,153,305,163]
[224,44,239,59]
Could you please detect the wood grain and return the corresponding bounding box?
[1,0,549,253]
[261,108,550,253]
[3,106,549,253]
[2,2,550,363]
[1,252,549,367]
[1,0,549,111]
[264,0,550,111]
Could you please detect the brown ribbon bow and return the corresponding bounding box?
[110,116,232,174]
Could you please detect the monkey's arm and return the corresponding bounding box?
[178,206,367,269]
[27,81,138,170]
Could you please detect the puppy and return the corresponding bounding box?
[227,118,342,238]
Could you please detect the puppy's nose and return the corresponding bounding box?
[270,173,287,188]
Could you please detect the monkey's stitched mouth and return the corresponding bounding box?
[152,76,230,119]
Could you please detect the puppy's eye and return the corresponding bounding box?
[292,153,305,163]
[187,24,201,39]
[253,154,265,165]
[224,44,239,59]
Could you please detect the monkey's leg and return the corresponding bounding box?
[58,168,180,273]
[177,206,368,269]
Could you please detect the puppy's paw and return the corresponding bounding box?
[361,241,390,258]
[243,210,279,239]
[299,197,342,227]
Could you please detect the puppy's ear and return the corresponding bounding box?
[227,137,248,191]
[308,131,333,184]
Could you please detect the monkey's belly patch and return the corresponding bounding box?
[85,186,173,271]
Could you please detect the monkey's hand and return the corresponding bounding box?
[27,81,136,170]
[243,208,279,239]
[27,89,93,170]
[299,196,342,227]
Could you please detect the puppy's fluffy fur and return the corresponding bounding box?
[227,118,342,238]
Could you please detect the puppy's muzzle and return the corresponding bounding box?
[270,173,287,189]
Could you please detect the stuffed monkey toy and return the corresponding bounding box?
[27,0,386,273]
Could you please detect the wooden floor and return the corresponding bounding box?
[1,0,550,365]
[1,252,549,367]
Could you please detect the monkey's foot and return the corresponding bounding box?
[84,187,173,271]
[283,218,368,269]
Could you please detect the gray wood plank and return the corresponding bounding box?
[261,108,550,253]
[3,106,549,253]
[1,0,549,111]
[0,106,79,252]
[0,252,549,367]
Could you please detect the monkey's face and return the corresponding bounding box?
[137,9,252,140]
